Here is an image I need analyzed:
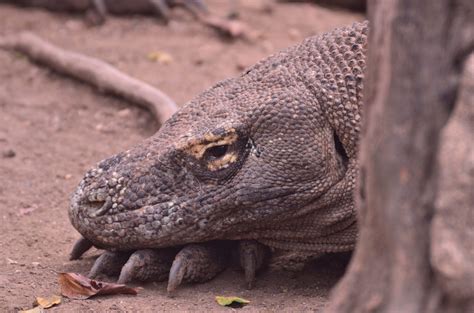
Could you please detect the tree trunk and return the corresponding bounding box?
[325,0,474,312]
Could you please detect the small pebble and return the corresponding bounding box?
[235,62,248,71]
[193,58,205,66]
[288,28,302,40]
[117,108,131,117]
[2,149,15,158]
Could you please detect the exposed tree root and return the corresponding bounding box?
[0,32,178,125]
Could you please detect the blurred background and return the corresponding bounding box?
[0,1,364,311]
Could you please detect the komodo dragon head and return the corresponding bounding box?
[70,22,367,251]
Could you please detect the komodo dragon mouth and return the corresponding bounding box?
[68,21,367,292]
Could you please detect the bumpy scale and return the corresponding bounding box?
[69,21,368,291]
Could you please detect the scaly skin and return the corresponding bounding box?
[69,21,368,288]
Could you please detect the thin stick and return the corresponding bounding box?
[0,32,177,124]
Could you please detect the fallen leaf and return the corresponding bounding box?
[147,51,173,64]
[34,295,61,308]
[17,205,38,217]
[6,257,18,264]
[215,296,250,308]
[58,272,139,300]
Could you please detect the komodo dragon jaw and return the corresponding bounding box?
[69,21,367,290]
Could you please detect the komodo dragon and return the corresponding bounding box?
[0,0,207,24]
[69,21,368,292]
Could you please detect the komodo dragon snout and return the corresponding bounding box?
[69,21,367,291]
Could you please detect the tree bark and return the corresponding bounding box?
[325,0,474,312]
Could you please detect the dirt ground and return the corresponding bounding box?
[0,1,363,312]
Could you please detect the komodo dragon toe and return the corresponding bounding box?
[167,242,230,293]
[238,240,271,289]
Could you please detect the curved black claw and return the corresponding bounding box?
[167,242,230,294]
[69,237,94,260]
[117,249,176,284]
[238,240,270,289]
[89,250,132,278]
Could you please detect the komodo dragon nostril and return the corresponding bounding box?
[85,190,112,217]
[87,201,106,216]
[88,198,112,217]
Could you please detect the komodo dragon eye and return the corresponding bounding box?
[181,130,251,182]
[203,141,239,172]
[204,144,229,160]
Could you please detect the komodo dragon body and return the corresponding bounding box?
[69,21,368,291]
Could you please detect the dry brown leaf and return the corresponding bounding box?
[147,51,173,64]
[34,295,61,309]
[17,205,38,216]
[6,257,18,264]
[58,272,138,300]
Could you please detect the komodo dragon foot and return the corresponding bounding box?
[89,0,208,25]
[69,238,269,292]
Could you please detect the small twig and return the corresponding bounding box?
[0,32,177,124]
[198,15,252,39]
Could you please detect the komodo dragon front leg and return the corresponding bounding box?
[68,21,368,291]
[70,237,268,291]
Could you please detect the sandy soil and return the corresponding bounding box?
[0,1,363,311]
